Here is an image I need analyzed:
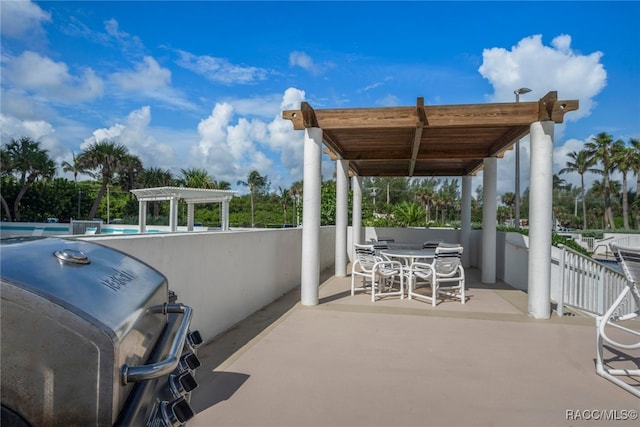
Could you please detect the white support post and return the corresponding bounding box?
[169,196,179,232]
[482,157,497,284]
[461,175,472,268]
[301,127,322,306]
[187,203,195,231]
[335,159,349,277]
[221,200,229,231]
[138,200,147,233]
[351,176,363,260]
[528,120,554,319]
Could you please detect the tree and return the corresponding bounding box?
[612,143,633,229]
[1,137,56,221]
[237,170,268,227]
[117,154,144,195]
[628,138,640,228]
[585,132,619,228]
[278,186,291,225]
[559,150,600,229]
[177,168,215,189]
[77,140,129,220]
[289,180,303,226]
[413,178,437,225]
[139,167,174,217]
[61,151,92,184]
[501,192,516,225]
[393,201,423,226]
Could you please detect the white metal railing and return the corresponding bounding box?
[557,244,627,316]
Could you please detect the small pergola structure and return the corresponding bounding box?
[283,91,578,319]
[130,186,235,232]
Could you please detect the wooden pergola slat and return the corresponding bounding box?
[283,92,578,178]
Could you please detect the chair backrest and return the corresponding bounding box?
[354,243,378,270]
[422,240,442,249]
[434,246,463,276]
[611,243,640,284]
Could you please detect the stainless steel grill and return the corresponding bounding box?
[1,237,202,427]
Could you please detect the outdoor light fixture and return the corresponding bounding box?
[514,87,532,229]
[514,87,532,102]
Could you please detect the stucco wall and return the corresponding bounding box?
[79,227,335,343]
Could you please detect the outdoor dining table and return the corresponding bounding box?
[380,248,436,266]
[380,248,437,296]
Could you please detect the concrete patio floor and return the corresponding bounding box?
[189,268,639,427]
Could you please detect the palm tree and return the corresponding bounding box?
[501,192,516,225]
[139,167,174,217]
[237,170,268,227]
[559,150,600,229]
[77,140,129,220]
[278,186,291,225]
[177,168,215,189]
[628,138,640,228]
[289,180,303,226]
[437,179,459,224]
[585,132,618,228]
[414,178,437,225]
[612,142,633,229]
[61,151,92,184]
[393,201,423,226]
[1,137,56,221]
[117,154,144,196]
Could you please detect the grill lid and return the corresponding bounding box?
[0,237,168,339]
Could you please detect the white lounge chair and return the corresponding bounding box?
[351,243,404,302]
[595,243,640,397]
[408,245,465,306]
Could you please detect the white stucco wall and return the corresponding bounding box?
[79,227,335,343]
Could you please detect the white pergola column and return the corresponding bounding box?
[187,203,195,231]
[482,157,497,283]
[335,159,349,277]
[461,175,472,268]
[528,121,554,319]
[301,127,322,306]
[351,176,363,259]
[221,200,230,231]
[169,196,179,232]
[138,200,147,233]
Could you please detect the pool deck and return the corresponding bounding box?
[189,267,640,427]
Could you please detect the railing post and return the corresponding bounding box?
[598,264,606,315]
[558,245,566,317]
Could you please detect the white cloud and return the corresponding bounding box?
[187,88,331,191]
[110,56,196,110]
[82,106,178,171]
[2,51,104,102]
[479,34,606,121]
[0,114,54,143]
[288,51,334,75]
[477,34,608,198]
[0,0,51,39]
[176,50,268,84]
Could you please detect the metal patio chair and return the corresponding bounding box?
[595,243,640,397]
[351,243,404,302]
[408,245,465,306]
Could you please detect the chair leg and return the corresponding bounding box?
[432,280,437,307]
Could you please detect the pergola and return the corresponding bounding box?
[283,91,578,319]
[130,186,235,232]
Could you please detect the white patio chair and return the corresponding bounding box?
[595,243,640,397]
[351,243,404,302]
[408,245,465,306]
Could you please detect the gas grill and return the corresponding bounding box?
[1,237,202,427]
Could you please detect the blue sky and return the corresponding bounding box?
[1,1,639,197]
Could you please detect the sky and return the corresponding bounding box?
[1,0,639,199]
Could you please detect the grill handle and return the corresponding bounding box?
[121,303,193,385]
